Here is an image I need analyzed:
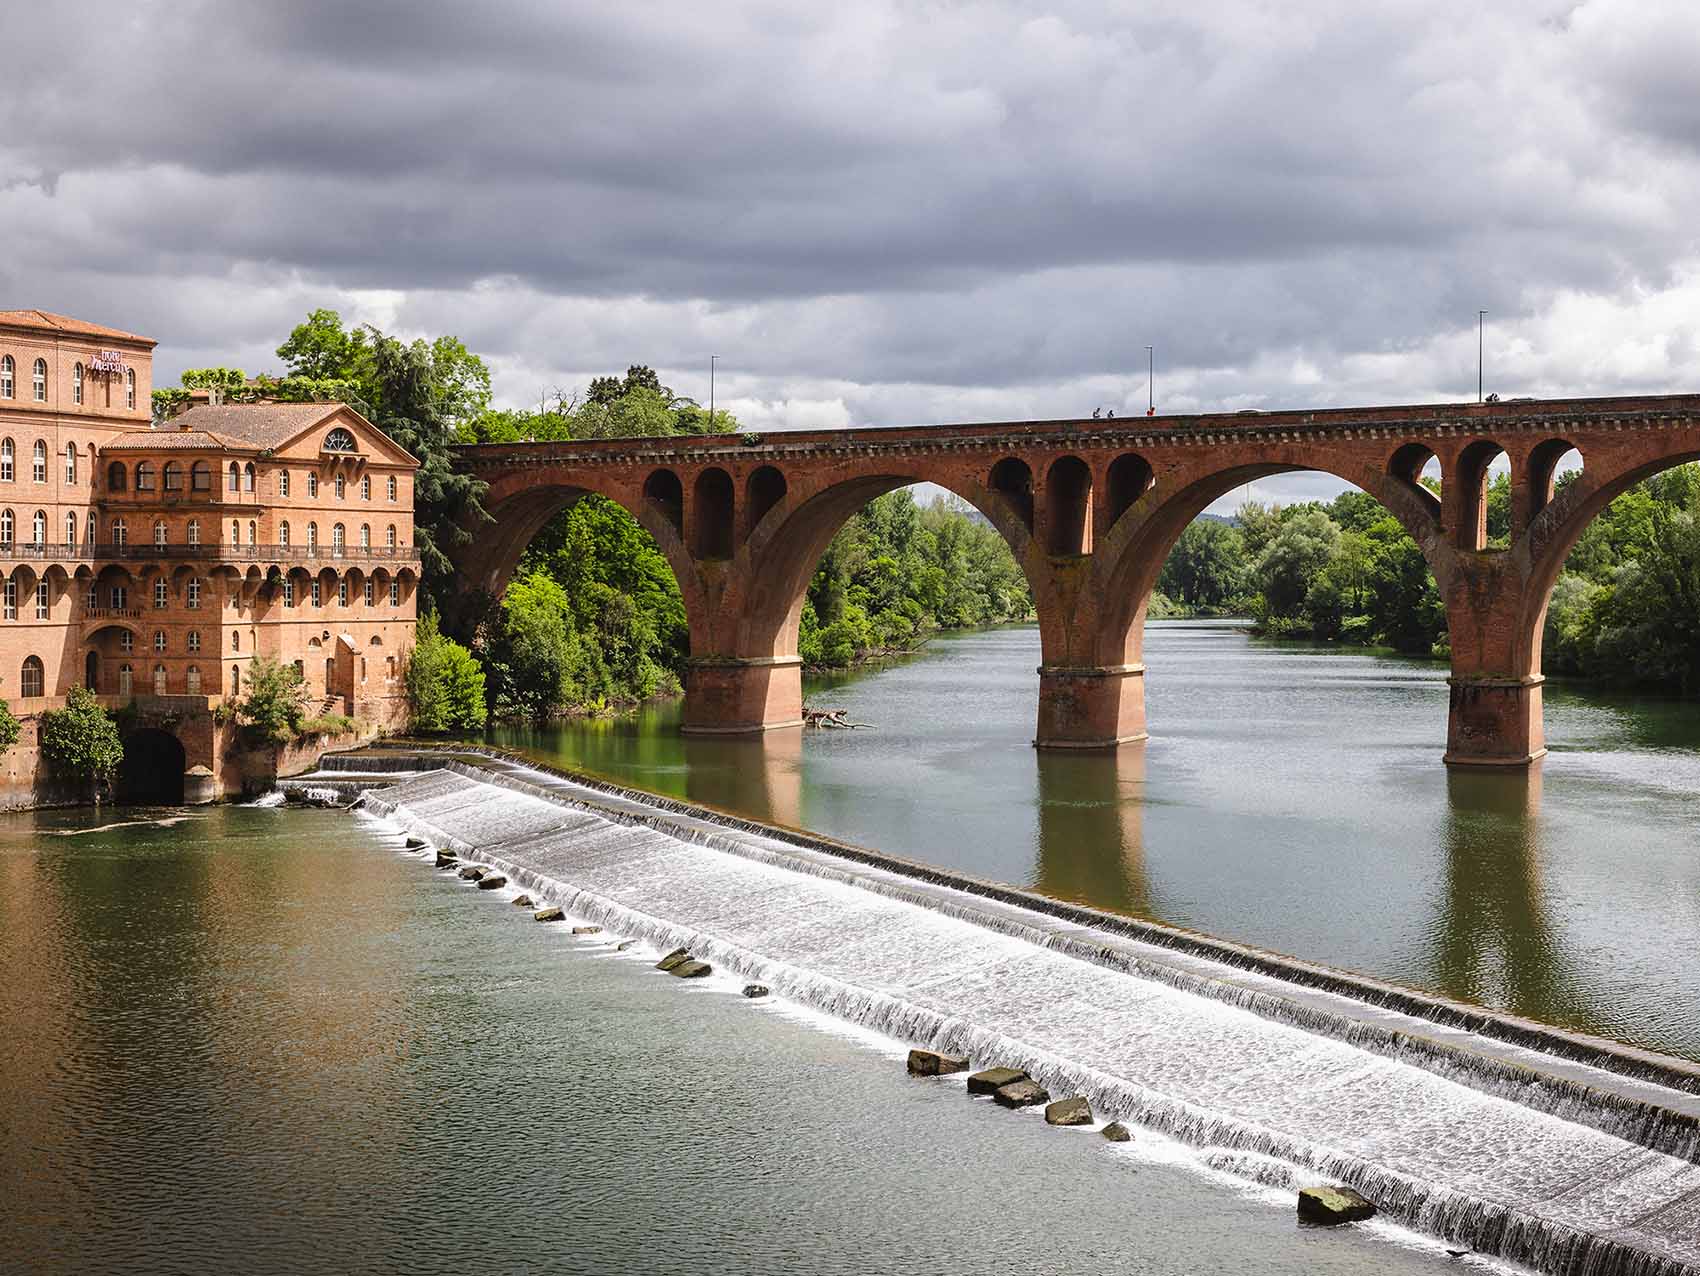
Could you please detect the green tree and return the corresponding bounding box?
[1254,509,1341,618]
[1159,519,1245,608]
[39,687,123,793]
[0,702,20,753]
[406,613,488,733]
[233,656,311,743]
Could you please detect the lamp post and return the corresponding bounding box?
[710,355,718,426]
[1478,311,1486,403]
[1145,345,1154,416]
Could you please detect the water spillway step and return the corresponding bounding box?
[362,765,1700,1276]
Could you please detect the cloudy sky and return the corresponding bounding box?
[5,0,1700,505]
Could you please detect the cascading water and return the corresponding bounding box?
[361,763,1700,1276]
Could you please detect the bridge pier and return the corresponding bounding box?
[1444,675,1546,767]
[681,656,805,735]
[1034,664,1147,749]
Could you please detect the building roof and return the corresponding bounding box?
[166,402,347,450]
[102,429,256,452]
[0,310,155,345]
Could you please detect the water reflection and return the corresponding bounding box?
[1032,744,1152,916]
[682,728,802,827]
[1433,765,1581,1027]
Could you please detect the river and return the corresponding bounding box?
[490,620,1700,1064]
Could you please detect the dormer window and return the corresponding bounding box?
[323,427,357,452]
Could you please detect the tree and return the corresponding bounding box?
[0,702,20,754]
[406,613,487,733]
[39,687,123,793]
[1255,509,1341,618]
[484,572,588,721]
[234,656,310,743]
[1160,519,1245,608]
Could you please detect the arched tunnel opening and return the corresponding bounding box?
[115,728,186,805]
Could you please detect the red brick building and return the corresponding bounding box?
[0,310,420,801]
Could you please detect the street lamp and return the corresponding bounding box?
[710,355,718,426]
[1145,345,1154,416]
[1478,311,1486,403]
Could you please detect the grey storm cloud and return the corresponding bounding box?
[5,0,1700,471]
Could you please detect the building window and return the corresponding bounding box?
[87,513,96,545]
[187,519,200,545]
[229,664,239,695]
[136,462,155,491]
[187,629,201,652]
[278,470,290,497]
[84,586,96,610]
[361,474,371,500]
[20,656,43,698]
[338,578,348,606]
[107,461,126,491]
[387,475,397,501]
[35,581,48,619]
[232,630,240,651]
[163,461,182,491]
[186,665,201,694]
[32,359,47,402]
[126,370,136,410]
[2,579,14,620]
[247,520,256,546]
[332,523,345,552]
[337,474,349,500]
[112,518,127,547]
[228,519,238,545]
[65,443,76,484]
[0,357,11,399]
[73,363,83,405]
[307,473,318,498]
[360,656,367,683]
[30,511,44,545]
[119,627,132,652]
[153,579,168,609]
[324,427,356,451]
[64,512,76,547]
[31,440,45,483]
[389,580,399,606]
[227,462,240,492]
[386,654,396,681]
[0,509,13,544]
[191,461,210,492]
[307,522,318,550]
[360,524,370,549]
[153,664,167,694]
[119,663,133,695]
[243,463,255,492]
[386,524,397,548]
[282,579,294,606]
[154,520,168,546]
[153,630,166,653]
[113,586,128,612]
[280,521,290,547]
[187,578,201,609]
[363,579,373,605]
[311,580,322,607]
[1,439,13,482]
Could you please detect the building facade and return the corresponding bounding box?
[0,310,421,801]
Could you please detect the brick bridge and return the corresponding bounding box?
[453,393,1700,767]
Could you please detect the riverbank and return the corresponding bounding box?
[351,754,1700,1275]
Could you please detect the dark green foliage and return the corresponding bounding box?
[40,687,123,788]
[0,702,19,753]
[234,656,310,744]
[407,613,488,733]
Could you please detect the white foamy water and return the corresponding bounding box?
[362,764,1700,1276]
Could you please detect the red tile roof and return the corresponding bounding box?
[166,403,344,449]
[0,310,155,345]
[102,429,257,452]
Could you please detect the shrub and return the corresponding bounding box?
[0,702,19,753]
[39,687,123,791]
[407,613,487,733]
[234,656,310,744]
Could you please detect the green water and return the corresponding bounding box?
[491,620,1700,1063]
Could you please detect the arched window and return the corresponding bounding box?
[186,665,201,695]
[359,523,370,549]
[361,474,371,500]
[227,462,240,492]
[117,626,131,650]
[20,656,43,698]
[64,511,76,547]
[135,461,155,491]
[332,474,344,500]
[106,461,126,491]
[86,512,96,545]
[0,509,13,544]
[163,461,182,491]
[153,629,167,653]
[125,370,136,410]
[112,517,127,547]
[324,427,356,451]
[230,519,239,544]
[307,473,318,498]
[187,519,200,545]
[0,356,12,399]
[153,664,167,694]
[187,628,201,651]
[64,442,76,484]
[153,520,168,546]
[277,470,290,497]
[30,510,45,545]
[279,521,290,547]
[387,475,397,501]
[73,363,83,405]
[1,439,14,482]
[386,524,397,548]
[247,520,256,546]
[191,461,210,492]
[307,522,318,550]
[119,664,133,696]
[243,463,255,492]
[229,664,239,695]
[31,440,45,483]
[32,359,46,402]
[332,523,345,552]
[231,630,240,651]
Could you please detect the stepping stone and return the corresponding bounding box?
[534,907,565,923]
[1297,1186,1376,1225]
[571,925,601,935]
[457,865,485,881]
[615,941,636,952]
[476,875,506,890]
[512,895,534,907]
[655,948,691,972]
[907,1049,969,1076]
[1045,1097,1093,1126]
[669,960,712,979]
[1100,1121,1133,1143]
[405,837,426,849]
[742,984,770,999]
[993,1080,1051,1109]
[434,852,458,869]
[966,1067,1028,1095]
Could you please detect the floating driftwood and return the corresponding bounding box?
[803,706,873,729]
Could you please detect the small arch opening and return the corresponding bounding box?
[990,457,1035,532]
[1045,456,1093,555]
[1455,440,1510,551]
[115,728,186,805]
[746,465,787,535]
[691,467,735,559]
[1528,439,1585,518]
[1105,453,1153,528]
[643,468,684,536]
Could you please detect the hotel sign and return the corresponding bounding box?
[88,349,127,375]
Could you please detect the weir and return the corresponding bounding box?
[351,757,1700,1275]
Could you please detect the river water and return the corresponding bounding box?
[490,621,1700,1064]
[0,804,1467,1275]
